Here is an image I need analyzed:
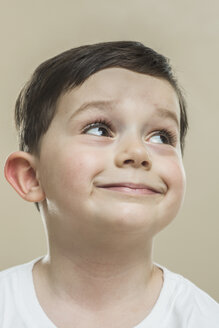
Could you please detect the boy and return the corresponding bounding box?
[2,41,219,327]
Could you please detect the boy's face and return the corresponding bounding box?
[37,68,186,239]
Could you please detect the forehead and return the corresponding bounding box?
[56,68,180,120]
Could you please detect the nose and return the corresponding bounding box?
[114,135,152,170]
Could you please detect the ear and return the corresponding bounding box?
[4,151,45,203]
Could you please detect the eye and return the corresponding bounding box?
[148,129,177,146]
[82,119,114,137]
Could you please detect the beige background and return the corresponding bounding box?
[0,0,219,302]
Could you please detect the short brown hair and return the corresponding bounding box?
[15,41,188,155]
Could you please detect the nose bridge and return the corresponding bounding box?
[114,130,152,170]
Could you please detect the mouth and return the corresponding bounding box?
[96,183,163,196]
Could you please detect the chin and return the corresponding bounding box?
[94,206,162,235]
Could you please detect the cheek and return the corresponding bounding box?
[161,157,186,205]
[152,156,186,233]
[149,145,186,197]
[40,146,105,201]
[63,151,102,192]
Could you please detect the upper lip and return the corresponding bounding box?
[97,182,163,193]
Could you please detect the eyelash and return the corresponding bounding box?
[154,129,177,146]
[82,118,114,136]
[81,118,177,146]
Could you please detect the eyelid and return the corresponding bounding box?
[80,115,179,145]
[81,117,115,137]
[147,129,178,146]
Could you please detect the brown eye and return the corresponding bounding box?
[84,124,111,137]
[149,134,169,144]
[148,129,177,146]
[82,119,114,137]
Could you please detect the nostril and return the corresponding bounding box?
[124,159,134,164]
[123,159,151,169]
[142,161,149,167]
[141,160,152,170]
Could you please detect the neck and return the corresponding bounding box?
[35,236,161,310]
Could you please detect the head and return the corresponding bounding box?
[14,41,187,155]
[5,41,188,247]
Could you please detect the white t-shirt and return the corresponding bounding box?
[0,257,219,328]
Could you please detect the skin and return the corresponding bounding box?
[5,68,186,327]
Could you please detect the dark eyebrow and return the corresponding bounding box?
[154,107,179,129]
[69,100,116,120]
[70,100,179,129]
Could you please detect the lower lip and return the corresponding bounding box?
[98,186,160,195]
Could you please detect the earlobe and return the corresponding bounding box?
[4,151,45,203]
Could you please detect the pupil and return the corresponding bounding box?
[89,126,107,136]
[99,127,108,136]
[160,135,168,143]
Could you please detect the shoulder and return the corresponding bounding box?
[161,265,219,327]
[163,266,218,306]
[0,256,43,289]
[0,262,26,291]
[0,258,38,302]
[0,259,34,283]
[0,258,43,323]
[0,259,43,328]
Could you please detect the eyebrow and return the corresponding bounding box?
[69,100,116,120]
[153,107,179,129]
[70,100,179,128]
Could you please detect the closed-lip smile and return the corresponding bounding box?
[96,182,163,195]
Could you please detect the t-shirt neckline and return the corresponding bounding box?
[25,257,171,328]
